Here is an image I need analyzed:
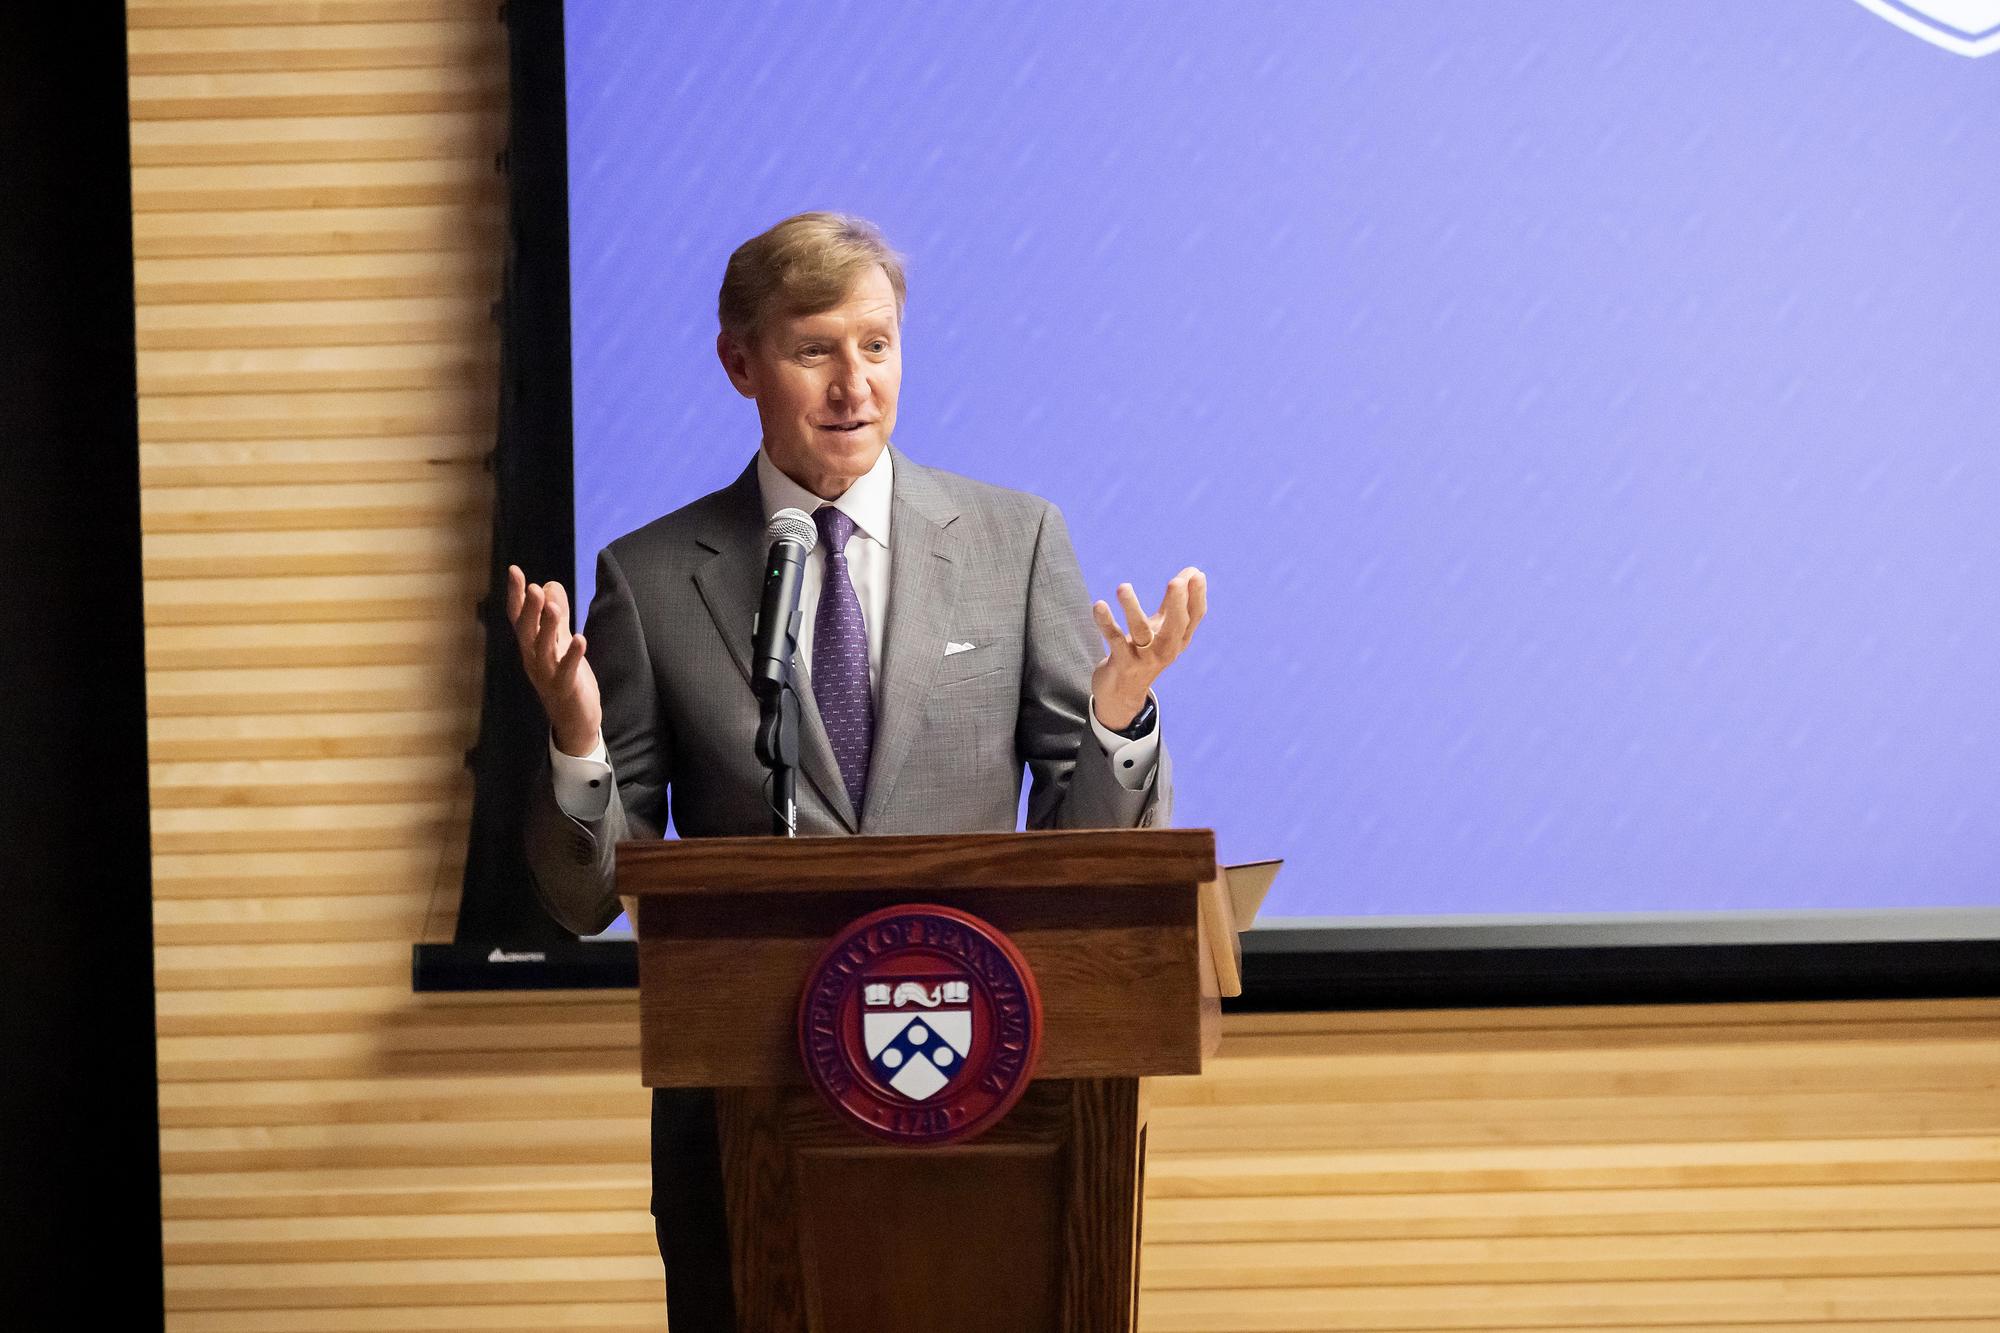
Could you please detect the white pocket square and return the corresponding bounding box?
[944,641,977,656]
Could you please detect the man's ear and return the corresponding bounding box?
[716,330,759,399]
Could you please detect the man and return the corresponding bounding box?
[505,212,1205,1321]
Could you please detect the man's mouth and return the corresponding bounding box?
[818,421,869,433]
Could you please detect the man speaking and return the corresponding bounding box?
[504,212,1206,1319]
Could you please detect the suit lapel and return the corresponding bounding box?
[691,460,858,832]
[862,453,961,828]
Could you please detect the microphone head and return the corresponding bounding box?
[766,507,818,553]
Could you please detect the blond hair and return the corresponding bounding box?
[717,211,907,344]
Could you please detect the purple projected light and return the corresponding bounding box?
[564,0,2000,921]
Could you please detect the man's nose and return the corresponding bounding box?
[827,354,869,406]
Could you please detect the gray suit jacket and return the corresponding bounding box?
[525,446,1171,936]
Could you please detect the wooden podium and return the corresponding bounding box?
[618,827,1233,1333]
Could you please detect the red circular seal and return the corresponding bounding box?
[797,904,1043,1145]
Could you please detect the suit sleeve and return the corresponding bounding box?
[523,544,672,935]
[1016,500,1173,831]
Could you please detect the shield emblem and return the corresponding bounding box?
[862,983,974,1103]
[799,905,1044,1146]
[1853,0,2000,57]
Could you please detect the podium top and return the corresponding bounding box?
[623,827,1228,1086]
[615,827,1216,894]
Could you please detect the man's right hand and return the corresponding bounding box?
[506,565,603,757]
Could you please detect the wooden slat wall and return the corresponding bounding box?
[1144,1002,2000,1331]
[133,5,2000,1329]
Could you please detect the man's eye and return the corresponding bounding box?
[799,346,825,358]
[868,341,889,353]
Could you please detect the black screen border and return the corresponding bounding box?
[421,1,2000,1004]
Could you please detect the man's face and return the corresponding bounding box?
[719,263,901,498]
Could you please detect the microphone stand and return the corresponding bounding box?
[753,679,800,837]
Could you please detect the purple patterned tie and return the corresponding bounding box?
[812,505,874,812]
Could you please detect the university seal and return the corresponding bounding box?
[797,903,1043,1145]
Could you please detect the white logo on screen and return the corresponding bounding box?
[1853,0,2000,56]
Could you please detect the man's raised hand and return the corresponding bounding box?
[505,564,603,756]
[1090,566,1208,731]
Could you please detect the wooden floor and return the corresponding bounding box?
[131,2,2000,1329]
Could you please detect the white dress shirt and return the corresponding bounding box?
[550,446,1158,820]
[757,441,894,702]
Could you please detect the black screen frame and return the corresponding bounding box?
[416,1,2000,1005]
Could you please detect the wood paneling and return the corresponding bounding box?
[126,6,579,1320]
[1138,1002,2000,1328]
[135,5,2000,1329]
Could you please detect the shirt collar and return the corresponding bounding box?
[755,444,894,550]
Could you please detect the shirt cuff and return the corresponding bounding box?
[549,730,613,821]
[1088,693,1160,792]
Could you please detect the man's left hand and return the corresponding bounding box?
[1090,566,1208,730]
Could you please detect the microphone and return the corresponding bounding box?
[750,507,818,699]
